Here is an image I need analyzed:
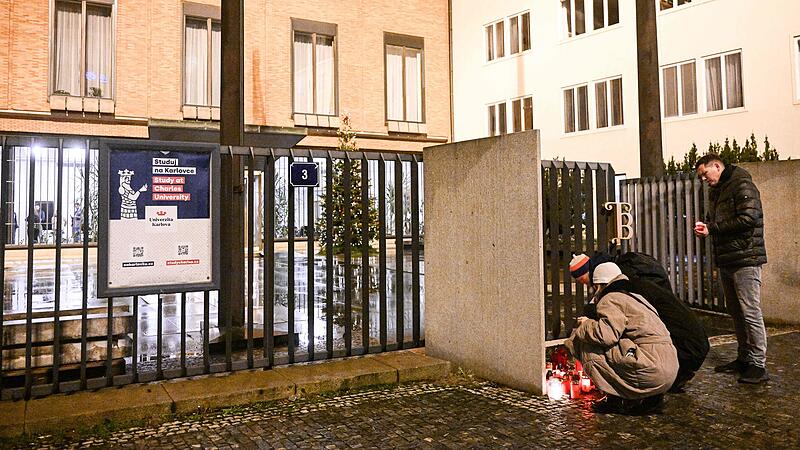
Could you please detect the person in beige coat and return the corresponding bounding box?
[565,262,679,414]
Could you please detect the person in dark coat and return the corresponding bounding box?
[694,154,768,384]
[570,251,709,392]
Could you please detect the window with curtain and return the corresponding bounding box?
[564,85,588,133]
[511,96,533,133]
[662,61,696,117]
[660,0,692,11]
[386,37,424,123]
[705,51,743,112]
[293,24,336,116]
[561,0,586,38]
[488,101,507,136]
[52,0,113,98]
[594,77,623,128]
[593,0,619,30]
[184,18,221,107]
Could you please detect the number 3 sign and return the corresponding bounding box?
[289,162,320,187]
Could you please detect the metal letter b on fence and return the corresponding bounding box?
[603,202,634,246]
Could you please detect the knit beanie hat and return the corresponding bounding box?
[569,254,590,279]
[592,262,622,284]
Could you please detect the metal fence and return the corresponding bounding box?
[541,160,615,341]
[0,135,424,400]
[620,174,723,311]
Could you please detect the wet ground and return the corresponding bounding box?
[13,330,800,449]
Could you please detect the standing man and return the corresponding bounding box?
[694,154,768,384]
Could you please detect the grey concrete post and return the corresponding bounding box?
[423,131,546,394]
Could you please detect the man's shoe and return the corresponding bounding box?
[714,359,745,373]
[626,394,665,415]
[591,395,626,414]
[738,364,770,384]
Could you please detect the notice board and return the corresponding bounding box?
[98,139,220,297]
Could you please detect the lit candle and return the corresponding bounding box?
[547,377,564,401]
[580,376,593,393]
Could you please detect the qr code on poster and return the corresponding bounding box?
[132,246,144,258]
[178,245,189,256]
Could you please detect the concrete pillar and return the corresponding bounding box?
[423,130,545,394]
[636,0,664,177]
[740,161,800,325]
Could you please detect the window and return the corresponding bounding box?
[385,34,424,123]
[704,51,743,112]
[511,96,534,132]
[594,77,623,128]
[488,102,507,136]
[794,36,800,102]
[561,0,586,38]
[593,0,619,30]
[184,17,221,107]
[52,0,113,98]
[293,19,337,116]
[660,0,692,11]
[563,85,589,133]
[486,20,505,61]
[662,61,697,117]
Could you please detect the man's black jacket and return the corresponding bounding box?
[707,165,767,268]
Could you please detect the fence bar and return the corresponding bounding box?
[667,178,676,292]
[325,153,333,358]
[547,167,560,339]
[133,296,139,382]
[266,153,276,366]
[675,177,686,299]
[288,153,296,362]
[80,140,90,390]
[693,177,703,307]
[658,179,668,269]
[378,156,387,352]
[411,156,421,346]
[308,154,316,359]
[246,154,255,367]
[394,157,404,348]
[582,167,595,262]
[0,138,9,394]
[572,168,585,313]
[343,156,353,356]
[361,155,370,354]
[619,181,629,253]
[701,184,716,310]
[52,139,64,393]
[650,181,659,259]
[595,168,608,249]
[105,295,113,386]
[559,166,573,331]
[24,139,35,399]
[180,292,187,377]
[203,291,210,373]
[157,294,163,379]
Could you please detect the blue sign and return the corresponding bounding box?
[290,162,319,187]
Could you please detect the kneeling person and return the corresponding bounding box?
[565,262,678,414]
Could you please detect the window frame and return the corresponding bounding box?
[563,83,589,134]
[592,0,620,31]
[661,60,697,118]
[485,11,531,62]
[487,101,508,137]
[561,0,586,39]
[182,3,221,110]
[291,18,339,117]
[702,49,745,113]
[49,0,116,100]
[658,0,694,12]
[593,76,624,129]
[510,95,534,133]
[384,33,426,124]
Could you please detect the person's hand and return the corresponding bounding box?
[575,316,588,327]
[694,221,709,237]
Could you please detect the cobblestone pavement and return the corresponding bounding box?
[16,331,800,449]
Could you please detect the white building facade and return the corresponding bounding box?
[451,0,800,177]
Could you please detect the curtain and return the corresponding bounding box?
[577,85,588,130]
[85,5,112,98]
[512,99,521,132]
[485,25,494,61]
[705,57,723,111]
[510,17,519,54]
[725,53,743,108]
[575,0,586,35]
[404,48,422,122]
[562,0,573,38]
[185,19,208,106]
[293,32,313,113]
[663,66,678,117]
[523,97,533,130]
[564,89,575,133]
[681,62,697,114]
[594,0,604,30]
[53,1,81,96]
[611,78,623,125]
[488,105,496,136]
[608,0,619,25]
[595,81,608,127]
[498,102,507,134]
[522,13,530,51]
[315,35,335,115]
[495,21,504,58]
[211,23,221,107]
[386,45,404,120]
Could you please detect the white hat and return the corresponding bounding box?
[592,262,622,284]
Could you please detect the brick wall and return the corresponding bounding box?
[0,0,451,146]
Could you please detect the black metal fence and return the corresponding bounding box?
[620,174,723,311]
[0,135,424,400]
[541,160,615,341]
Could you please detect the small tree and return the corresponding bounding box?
[316,115,379,255]
[665,134,781,174]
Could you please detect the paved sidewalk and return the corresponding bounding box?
[9,330,800,449]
